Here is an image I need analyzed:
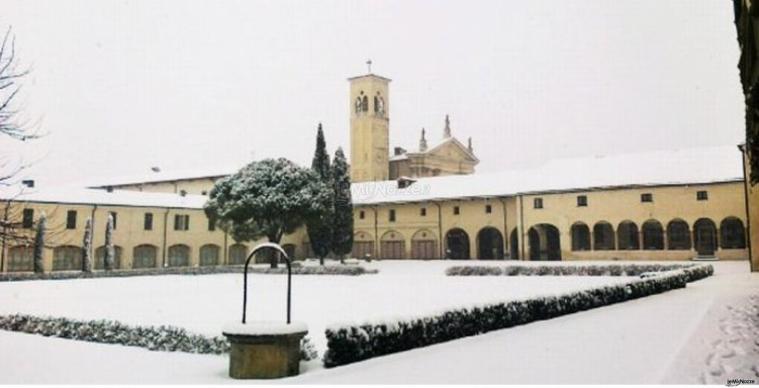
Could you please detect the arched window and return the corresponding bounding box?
[477,227,504,260]
[617,221,640,250]
[381,230,406,259]
[199,244,220,266]
[642,220,664,250]
[528,224,561,261]
[411,229,438,259]
[7,246,33,272]
[133,244,157,269]
[361,95,368,112]
[694,218,718,256]
[352,231,375,259]
[444,228,470,260]
[593,222,615,250]
[720,217,746,249]
[228,244,248,265]
[168,244,190,267]
[666,219,691,250]
[95,245,123,269]
[570,223,590,251]
[53,245,82,271]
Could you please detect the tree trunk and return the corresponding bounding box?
[268,231,281,269]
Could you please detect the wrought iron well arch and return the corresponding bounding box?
[242,242,292,324]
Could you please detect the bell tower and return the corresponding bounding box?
[349,63,390,182]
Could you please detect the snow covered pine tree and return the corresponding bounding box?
[306,123,334,265]
[331,147,353,263]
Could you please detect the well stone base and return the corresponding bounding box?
[223,329,307,379]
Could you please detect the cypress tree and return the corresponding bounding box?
[104,214,115,271]
[33,212,46,274]
[306,123,334,265]
[82,218,93,273]
[331,147,354,262]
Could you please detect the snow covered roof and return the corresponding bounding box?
[86,166,236,188]
[0,187,208,209]
[351,146,744,205]
[5,146,743,209]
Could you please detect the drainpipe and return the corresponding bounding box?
[499,197,508,260]
[90,204,98,261]
[433,201,443,259]
[740,145,754,272]
[519,195,525,261]
[162,209,170,267]
[372,206,379,259]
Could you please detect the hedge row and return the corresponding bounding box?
[0,314,318,360]
[0,264,377,282]
[323,265,713,368]
[445,263,704,277]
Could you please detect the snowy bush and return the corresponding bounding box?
[445,266,503,276]
[323,267,710,368]
[446,263,708,278]
[0,314,318,361]
[0,263,378,282]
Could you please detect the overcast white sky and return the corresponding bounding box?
[0,0,744,187]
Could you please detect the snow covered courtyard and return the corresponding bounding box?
[0,260,757,384]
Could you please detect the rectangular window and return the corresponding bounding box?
[577,195,588,207]
[420,207,427,216]
[22,209,34,229]
[109,212,118,229]
[534,198,543,209]
[174,214,190,231]
[453,206,460,215]
[144,213,153,231]
[66,210,77,229]
[359,210,365,220]
[208,215,216,231]
[389,209,396,222]
[641,193,653,203]
[485,204,492,214]
[697,190,708,201]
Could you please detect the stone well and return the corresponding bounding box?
[222,321,308,379]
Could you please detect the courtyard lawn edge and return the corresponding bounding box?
[0,263,378,282]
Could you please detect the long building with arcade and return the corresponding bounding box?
[0,71,752,272]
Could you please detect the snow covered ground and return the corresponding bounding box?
[0,260,632,353]
[0,260,756,384]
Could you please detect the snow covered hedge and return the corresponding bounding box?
[0,264,377,282]
[0,314,318,361]
[323,266,712,368]
[446,263,708,278]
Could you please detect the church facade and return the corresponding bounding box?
[0,71,752,273]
